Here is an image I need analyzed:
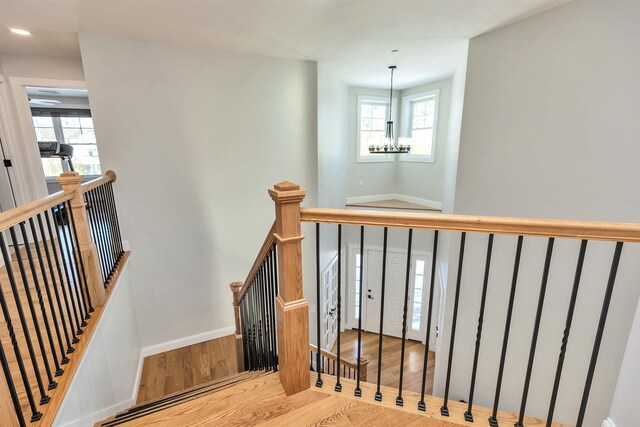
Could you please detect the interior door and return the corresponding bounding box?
[0,135,17,212]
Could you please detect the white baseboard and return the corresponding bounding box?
[140,325,236,358]
[61,399,136,427]
[346,193,442,210]
[602,418,617,427]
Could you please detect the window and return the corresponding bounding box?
[356,95,396,162]
[401,90,439,162]
[32,108,101,178]
[411,260,426,331]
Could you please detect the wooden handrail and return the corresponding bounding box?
[238,222,276,300]
[81,170,117,192]
[300,208,640,242]
[0,191,72,233]
[309,344,368,381]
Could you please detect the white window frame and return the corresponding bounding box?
[400,89,439,163]
[356,95,397,163]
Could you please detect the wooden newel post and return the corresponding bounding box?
[229,281,245,371]
[57,172,106,307]
[269,181,310,395]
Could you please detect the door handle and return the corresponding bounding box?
[367,295,373,300]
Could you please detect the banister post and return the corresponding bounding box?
[360,357,369,383]
[269,181,310,395]
[229,281,245,371]
[57,172,106,307]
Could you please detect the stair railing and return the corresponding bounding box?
[309,343,367,382]
[0,170,126,426]
[235,180,640,427]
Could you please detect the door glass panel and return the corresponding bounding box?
[411,260,425,330]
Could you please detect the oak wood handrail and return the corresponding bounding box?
[238,222,276,300]
[80,170,117,192]
[0,191,72,232]
[309,343,368,381]
[300,208,640,242]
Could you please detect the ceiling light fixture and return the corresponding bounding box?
[10,28,31,36]
[368,65,411,154]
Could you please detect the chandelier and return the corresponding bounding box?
[368,65,411,154]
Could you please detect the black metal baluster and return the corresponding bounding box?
[0,337,27,426]
[269,245,278,370]
[335,224,342,392]
[23,220,65,376]
[86,190,107,282]
[10,226,57,390]
[355,226,365,397]
[0,232,50,404]
[375,227,389,402]
[47,209,82,340]
[240,297,248,370]
[65,201,94,314]
[37,214,74,356]
[260,265,270,370]
[0,251,41,421]
[546,240,588,425]
[397,229,414,407]
[107,182,124,259]
[489,235,524,427]
[93,186,114,277]
[255,279,264,370]
[576,242,623,427]
[464,233,493,420]
[263,254,272,371]
[441,232,467,415]
[419,230,439,411]
[92,188,112,280]
[516,238,555,427]
[315,222,323,387]
[57,206,89,323]
[273,244,280,367]
[250,281,259,369]
[100,185,119,272]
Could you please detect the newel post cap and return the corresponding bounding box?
[268,181,306,203]
[56,171,82,186]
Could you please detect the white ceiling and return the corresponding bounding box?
[0,0,570,89]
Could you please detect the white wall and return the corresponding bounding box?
[436,1,640,426]
[54,263,142,427]
[0,54,85,81]
[78,34,318,349]
[608,299,640,427]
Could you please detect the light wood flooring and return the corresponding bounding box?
[332,329,435,395]
[136,334,239,403]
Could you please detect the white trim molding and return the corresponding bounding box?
[346,193,442,210]
[602,418,617,427]
[140,325,236,358]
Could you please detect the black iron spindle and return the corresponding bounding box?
[10,226,57,391]
[441,232,467,415]
[546,240,588,425]
[315,223,323,387]
[86,190,108,282]
[107,182,124,259]
[37,213,74,356]
[375,227,388,402]
[240,297,249,370]
[335,224,342,392]
[419,230,439,411]
[0,338,27,426]
[47,208,82,340]
[489,235,524,427]
[0,232,50,404]
[99,185,119,271]
[576,242,624,427]
[516,238,555,427]
[355,226,364,397]
[396,228,414,407]
[463,233,493,421]
[269,245,278,370]
[263,254,273,370]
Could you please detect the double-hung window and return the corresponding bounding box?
[356,95,396,162]
[401,90,439,162]
[32,108,102,178]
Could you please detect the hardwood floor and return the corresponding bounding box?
[136,335,239,403]
[331,329,435,395]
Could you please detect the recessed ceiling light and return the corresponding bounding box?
[10,28,31,36]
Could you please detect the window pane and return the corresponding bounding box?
[361,104,372,117]
[60,116,80,128]
[416,260,425,275]
[414,275,424,291]
[360,131,385,156]
[41,158,63,178]
[72,144,102,176]
[35,127,56,141]
[63,128,82,143]
[372,118,385,131]
[80,128,97,144]
[372,105,386,119]
[412,314,421,330]
[413,101,426,116]
[361,118,372,131]
[412,116,425,129]
[410,129,434,156]
[33,117,53,127]
[424,99,435,114]
[80,117,94,129]
[424,114,435,128]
